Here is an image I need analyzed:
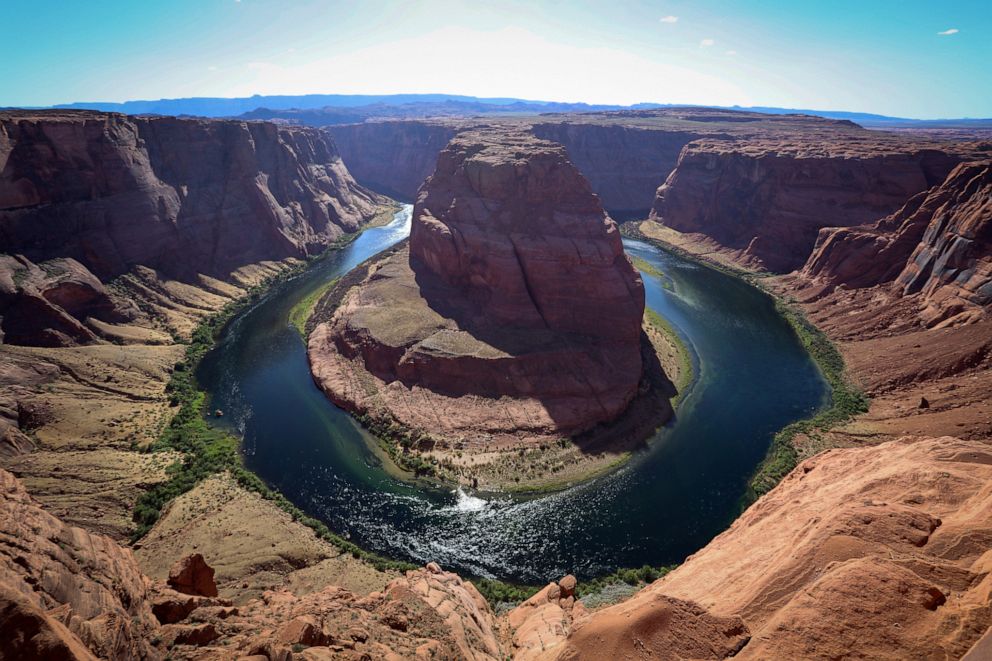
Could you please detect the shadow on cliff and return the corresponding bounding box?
[407,258,678,452]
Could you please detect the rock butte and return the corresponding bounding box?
[308,129,646,447]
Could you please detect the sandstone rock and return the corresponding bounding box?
[309,129,645,446]
[276,616,329,646]
[557,575,576,598]
[0,585,98,661]
[0,110,381,285]
[572,436,992,660]
[151,591,198,625]
[329,120,458,200]
[168,554,218,598]
[0,255,133,347]
[160,622,218,647]
[0,468,160,659]
[801,160,992,328]
[651,139,963,271]
[896,161,992,326]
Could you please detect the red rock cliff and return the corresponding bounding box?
[651,139,962,271]
[0,110,380,281]
[801,160,992,327]
[309,129,645,446]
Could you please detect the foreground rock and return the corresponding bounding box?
[531,436,992,660]
[309,129,646,467]
[5,434,992,659]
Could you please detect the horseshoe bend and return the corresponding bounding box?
[3,5,992,660]
[305,129,683,488]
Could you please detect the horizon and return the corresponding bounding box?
[3,0,991,120]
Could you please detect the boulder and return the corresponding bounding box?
[167,554,218,598]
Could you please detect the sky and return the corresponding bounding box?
[1,0,990,119]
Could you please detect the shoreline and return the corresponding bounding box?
[622,220,869,503]
[303,244,697,494]
[131,203,421,577]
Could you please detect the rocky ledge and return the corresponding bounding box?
[308,129,653,485]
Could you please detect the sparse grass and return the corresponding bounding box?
[630,255,665,279]
[645,308,694,401]
[743,300,868,503]
[289,277,338,337]
[129,208,419,574]
[576,564,677,598]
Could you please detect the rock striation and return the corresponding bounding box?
[801,160,992,327]
[309,129,645,448]
[329,119,459,200]
[650,139,964,271]
[0,110,381,345]
[537,436,992,660]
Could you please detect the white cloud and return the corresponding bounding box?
[660,15,678,23]
[725,50,737,56]
[700,38,715,47]
[937,28,959,35]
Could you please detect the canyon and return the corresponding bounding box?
[1,106,990,659]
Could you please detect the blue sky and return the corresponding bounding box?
[2,0,990,118]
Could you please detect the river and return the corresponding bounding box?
[198,205,828,583]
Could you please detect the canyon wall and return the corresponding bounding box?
[0,110,381,346]
[530,121,704,216]
[650,139,963,272]
[328,120,458,200]
[802,159,992,327]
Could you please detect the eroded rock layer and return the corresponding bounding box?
[540,436,992,660]
[650,139,966,271]
[801,160,992,328]
[0,110,382,346]
[310,129,645,445]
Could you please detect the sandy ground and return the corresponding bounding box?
[135,472,398,604]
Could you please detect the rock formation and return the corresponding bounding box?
[309,129,645,450]
[7,433,992,660]
[0,467,161,659]
[0,254,135,346]
[536,436,992,660]
[329,120,459,200]
[650,138,965,271]
[801,160,992,328]
[0,110,382,346]
[0,467,506,660]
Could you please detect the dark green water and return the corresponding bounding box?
[198,206,828,583]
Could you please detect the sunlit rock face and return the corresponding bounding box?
[309,129,646,445]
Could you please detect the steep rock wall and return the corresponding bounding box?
[532,121,706,216]
[801,160,992,326]
[0,111,380,281]
[651,140,962,271]
[328,120,458,201]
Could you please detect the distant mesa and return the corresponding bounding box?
[308,128,648,452]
